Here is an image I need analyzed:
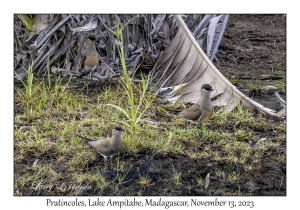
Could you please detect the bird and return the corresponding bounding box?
[82,35,99,77]
[177,84,214,123]
[76,127,125,170]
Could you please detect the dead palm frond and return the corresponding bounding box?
[14,14,224,81]
[14,14,175,80]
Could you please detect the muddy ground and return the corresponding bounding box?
[216,14,286,110]
[14,14,286,196]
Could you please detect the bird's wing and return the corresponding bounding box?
[178,104,202,120]
[91,138,112,155]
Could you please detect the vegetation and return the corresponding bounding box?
[104,16,156,136]
[14,66,286,195]
[14,14,286,196]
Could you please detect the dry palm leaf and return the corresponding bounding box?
[150,15,283,117]
[205,172,210,190]
[14,15,73,79]
[14,14,158,80]
[14,14,222,82]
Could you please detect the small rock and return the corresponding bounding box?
[32,159,39,168]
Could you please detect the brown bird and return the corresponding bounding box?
[82,35,99,77]
[77,127,124,170]
[178,84,214,123]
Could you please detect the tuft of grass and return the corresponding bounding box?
[72,174,85,185]
[136,167,152,187]
[172,168,182,186]
[276,76,286,92]
[235,129,253,141]
[23,14,34,31]
[227,172,240,183]
[15,61,35,104]
[117,165,132,185]
[96,175,107,187]
[103,16,156,136]
[196,177,204,185]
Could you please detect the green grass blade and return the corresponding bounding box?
[106,104,130,119]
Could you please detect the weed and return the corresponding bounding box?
[188,151,199,159]
[277,134,286,142]
[277,123,286,133]
[103,16,156,136]
[72,174,85,185]
[235,129,253,141]
[95,175,107,187]
[215,169,222,177]
[246,165,253,171]
[136,167,152,187]
[276,76,286,92]
[227,155,238,164]
[137,189,143,196]
[213,111,228,126]
[227,172,239,183]
[14,61,35,104]
[199,151,210,158]
[22,14,34,31]
[224,143,235,155]
[197,177,204,185]
[117,165,132,185]
[172,168,181,186]
[212,152,221,161]
[204,144,211,152]
[239,157,247,164]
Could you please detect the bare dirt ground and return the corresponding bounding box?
[14,14,286,196]
[216,14,286,111]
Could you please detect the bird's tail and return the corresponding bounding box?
[76,134,94,147]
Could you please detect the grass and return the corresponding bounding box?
[227,172,240,183]
[136,167,152,187]
[172,168,182,186]
[196,177,204,185]
[21,14,34,31]
[102,15,156,136]
[14,64,286,195]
